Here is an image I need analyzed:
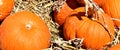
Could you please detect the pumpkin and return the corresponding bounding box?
[66,0,80,9]
[63,7,114,49]
[109,44,120,50]
[0,11,50,50]
[102,0,120,27]
[77,0,104,7]
[54,2,73,26]
[0,0,14,21]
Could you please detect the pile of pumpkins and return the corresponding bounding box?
[0,0,120,50]
[54,0,120,50]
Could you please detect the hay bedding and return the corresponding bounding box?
[8,0,120,50]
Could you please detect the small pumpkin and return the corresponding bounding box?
[77,0,104,7]
[102,0,120,27]
[0,0,14,21]
[63,7,114,49]
[0,11,50,50]
[109,44,120,50]
[54,2,73,26]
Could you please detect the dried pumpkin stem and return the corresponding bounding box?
[26,24,32,30]
[84,0,93,16]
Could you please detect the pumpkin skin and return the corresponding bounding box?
[102,0,120,27]
[77,0,104,7]
[54,2,73,26]
[63,7,114,49]
[0,11,50,50]
[109,44,120,50]
[0,0,14,21]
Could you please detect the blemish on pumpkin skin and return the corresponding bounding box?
[25,24,31,30]
[0,0,3,6]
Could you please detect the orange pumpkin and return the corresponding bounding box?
[63,7,114,49]
[102,0,120,27]
[0,0,14,21]
[109,44,120,50]
[77,0,104,7]
[0,11,50,50]
[66,0,80,9]
[54,2,73,26]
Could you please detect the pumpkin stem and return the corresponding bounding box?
[26,24,32,30]
[84,0,93,16]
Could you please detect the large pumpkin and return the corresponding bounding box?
[102,0,120,27]
[109,44,120,50]
[0,11,50,50]
[54,2,73,26]
[0,0,14,21]
[63,7,114,49]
